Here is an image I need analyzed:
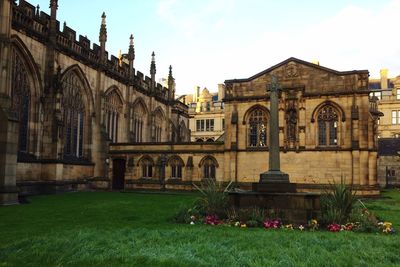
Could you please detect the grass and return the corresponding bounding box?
[0,190,399,266]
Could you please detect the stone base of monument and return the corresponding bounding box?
[229,191,320,224]
[228,170,320,224]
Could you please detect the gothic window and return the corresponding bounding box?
[131,103,145,142]
[247,108,267,147]
[200,156,218,180]
[154,110,164,142]
[104,89,123,143]
[317,105,339,146]
[62,72,85,159]
[169,157,183,179]
[141,157,153,178]
[11,49,31,154]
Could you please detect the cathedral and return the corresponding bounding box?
[0,0,189,204]
[0,0,381,205]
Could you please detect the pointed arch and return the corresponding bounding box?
[242,104,270,125]
[198,155,219,168]
[132,97,149,115]
[167,155,185,166]
[105,85,124,103]
[60,65,93,159]
[130,97,148,142]
[11,35,42,97]
[61,64,94,111]
[152,106,166,120]
[10,35,42,157]
[179,120,188,142]
[104,86,124,142]
[311,100,346,123]
[199,155,218,179]
[137,155,155,166]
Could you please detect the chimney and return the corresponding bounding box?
[218,84,225,101]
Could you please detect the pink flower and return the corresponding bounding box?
[327,223,341,232]
[263,219,282,229]
[205,215,220,225]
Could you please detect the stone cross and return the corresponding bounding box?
[259,76,289,183]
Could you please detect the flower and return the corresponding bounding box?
[190,215,196,221]
[240,224,247,228]
[308,219,319,230]
[190,221,195,225]
[284,224,293,230]
[327,223,341,232]
[298,225,305,231]
[234,221,240,227]
[263,219,282,229]
[205,215,220,225]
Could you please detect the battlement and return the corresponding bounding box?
[11,0,170,102]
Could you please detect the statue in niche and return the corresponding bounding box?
[286,108,297,141]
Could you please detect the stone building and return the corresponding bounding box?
[187,86,225,142]
[0,0,189,204]
[110,58,381,195]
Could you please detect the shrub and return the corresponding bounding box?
[320,177,357,225]
[193,179,233,218]
[173,203,202,224]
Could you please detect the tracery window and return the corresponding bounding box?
[202,157,217,179]
[11,49,30,153]
[62,72,85,159]
[247,108,267,147]
[131,104,145,142]
[154,112,163,142]
[141,158,153,178]
[105,89,122,143]
[169,157,183,179]
[318,105,338,146]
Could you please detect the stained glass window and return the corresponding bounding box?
[11,49,31,153]
[62,72,85,159]
[104,90,122,143]
[248,108,267,147]
[317,106,339,146]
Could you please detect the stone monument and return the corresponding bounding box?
[230,76,319,223]
[253,76,295,192]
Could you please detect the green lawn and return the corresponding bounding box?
[0,190,400,267]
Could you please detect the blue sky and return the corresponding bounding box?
[31,0,400,95]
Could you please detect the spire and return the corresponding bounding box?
[128,34,135,79]
[168,65,175,100]
[150,52,156,91]
[99,12,107,62]
[150,51,156,75]
[99,12,107,43]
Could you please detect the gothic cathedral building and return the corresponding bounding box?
[0,0,189,204]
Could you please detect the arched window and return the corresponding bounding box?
[11,49,30,154]
[199,156,218,180]
[196,139,204,142]
[62,72,85,159]
[140,157,153,178]
[155,115,163,142]
[104,88,123,143]
[131,102,146,142]
[318,105,338,146]
[247,108,267,147]
[169,157,183,179]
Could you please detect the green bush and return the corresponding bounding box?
[226,206,266,227]
[320,177,357,225]
[173,203,202,224]
[193,179,233,218]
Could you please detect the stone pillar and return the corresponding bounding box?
[0,0,19,204]
[259,76,291,186]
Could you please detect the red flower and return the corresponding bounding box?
[327,223,341,232]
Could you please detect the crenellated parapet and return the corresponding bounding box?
[10,0,170,102]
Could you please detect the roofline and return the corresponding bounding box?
[224,57,369,83]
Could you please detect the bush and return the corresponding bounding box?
[226,206,266,227]
[320,177,357,225]
[173,203,202,224]
[193,179,233,218]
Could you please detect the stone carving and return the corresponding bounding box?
[285,62,298,78]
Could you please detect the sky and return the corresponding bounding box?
[29,0,400,95]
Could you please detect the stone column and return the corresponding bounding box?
[0,0,19,204]
[259,76,290,184]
